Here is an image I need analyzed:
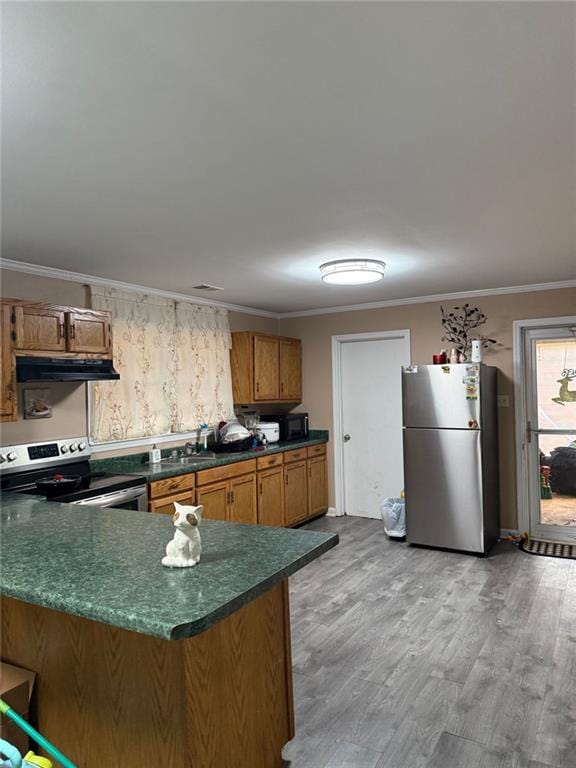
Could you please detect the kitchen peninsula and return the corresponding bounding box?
[0,494,338,767]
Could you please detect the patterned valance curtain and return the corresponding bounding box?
[89,287,233,443]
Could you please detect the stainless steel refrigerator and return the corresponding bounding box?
[401,363,499,554]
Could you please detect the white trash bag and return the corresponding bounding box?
[381,497,406,539]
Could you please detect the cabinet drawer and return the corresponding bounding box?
[256,453,283,470]
[149,472,195,499]
[307,444,326,458]
[149,489,195,514]
[283,448,307,464]
[196,459,257,487]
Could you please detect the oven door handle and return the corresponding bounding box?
[73,485,147,507]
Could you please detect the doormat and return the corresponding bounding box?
[520,538,576,560]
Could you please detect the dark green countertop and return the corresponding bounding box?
[91,430,329,482]
[0,493,338,640]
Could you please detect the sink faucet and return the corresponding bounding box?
[184,442,195,456]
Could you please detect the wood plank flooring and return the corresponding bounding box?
[282,516,576,768]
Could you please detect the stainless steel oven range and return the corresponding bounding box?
[0,437,147,511]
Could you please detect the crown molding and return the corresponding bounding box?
[0,258,278,318]
[1,258,574,320]
[277,279,576,318]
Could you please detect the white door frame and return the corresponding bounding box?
[331,330,411,517]
[513,316,576,537]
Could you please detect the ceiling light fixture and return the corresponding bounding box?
[319,259,386,286]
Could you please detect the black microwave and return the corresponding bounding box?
[262,413,309,442]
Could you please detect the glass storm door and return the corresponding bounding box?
[525,327,576,542]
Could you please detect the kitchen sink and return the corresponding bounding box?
[160,453,216,467]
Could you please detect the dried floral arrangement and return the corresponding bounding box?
[440,304,497,359]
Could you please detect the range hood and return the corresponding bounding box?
[16,356,120,382]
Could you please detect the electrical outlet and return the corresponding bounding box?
[497,395,510,408]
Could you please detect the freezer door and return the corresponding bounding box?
[404,427,484,553]
[402,364,481,429]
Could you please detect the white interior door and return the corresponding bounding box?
[523,326,576,542]
[337,332,410,519]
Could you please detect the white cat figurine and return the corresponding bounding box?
[161,503,203,568]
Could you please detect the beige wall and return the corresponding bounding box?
[279,287,576,531]
[228,310,278,335]
[0,269,276,449]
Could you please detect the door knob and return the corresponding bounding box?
[343,434,351,442]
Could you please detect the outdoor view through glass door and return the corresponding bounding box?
[525,327,576,541]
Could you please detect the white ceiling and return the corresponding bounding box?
[2,2,575,314]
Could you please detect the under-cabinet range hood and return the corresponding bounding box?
[16,356,120,382]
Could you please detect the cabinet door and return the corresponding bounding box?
[253,335,279,401]
[258,467,284,527]
[196,481,229,521]
[149,489,195,515]
[0,305,16,421]
[14,306,66,352]
[230,474,257,524]
[284,461,308,526]
[279,338,302,402]
[308,456,328,518]
[66,310,112,354]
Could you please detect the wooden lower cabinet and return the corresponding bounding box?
[284,461,308,526]
[149,489,195,515]
[148,445,328,526]
[230,474,258,524]
[1,582,294,768]
[196,474,257,524]
[308,456,328,518]
[196,481,229,521]
[258,467,285,527]
[148,473,196,515]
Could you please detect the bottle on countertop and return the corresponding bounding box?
[449,348,458,364]
[149,444,161,464]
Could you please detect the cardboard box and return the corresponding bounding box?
[1,661,36,755]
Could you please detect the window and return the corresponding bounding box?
[89,287,233,443]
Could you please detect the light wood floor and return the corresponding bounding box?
[283,516,576,768]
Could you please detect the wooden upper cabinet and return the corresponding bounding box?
[230,331,302,404]
[253,335,279,401]
[11,301,113,358]
[279,338,302,402]
[0,305,17,422]
[14,306,67,352]
[66,310,112,355]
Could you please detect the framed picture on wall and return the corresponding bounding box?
[23,388,53,420]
